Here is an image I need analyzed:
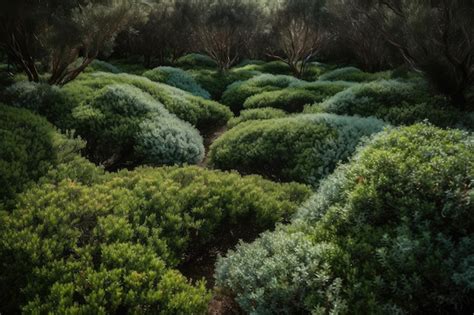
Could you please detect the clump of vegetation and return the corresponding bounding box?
[221,74,301,113]
[72,84,204,167]
[0,104,83,208]
[309,80,473,129]
[216,124,474,314]
[143,66,211,99]
[243,88,323,112]
[318,66,391,82]
[227,108,287,129]
[0,164,310,314]
[175,53,218,69]
[210,113,386,186]
[64,72,233,131]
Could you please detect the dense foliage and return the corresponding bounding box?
[307,80,474,129]
[143,67,211,99]
[0,104,83,208]
[71,84,204,167]
[227,108,287,129]
[64,72,233,131]
[0,164,310,314]
[216,124,474,314]
[210,114,386,185]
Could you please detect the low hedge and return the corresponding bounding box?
[215,124,474,314]
[0,164,310,313]
[0,104,83,208]
[227,108,287,129]
[72,84,204,167]
[143,67,211,99]
[209,113,386,186]
[64,72,233,131]
[221,74,301,113]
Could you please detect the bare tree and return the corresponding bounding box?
[267,0,327,78]
[193,0,262,71]
[366,0,474,108]
[0,0,144,85]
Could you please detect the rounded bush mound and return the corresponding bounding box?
[72,84,204,167]
[175,53,217,69]
[0,104,83,208]
[143,66,211,99]
[314,80,473,129]
[319,66,390,82]
[290,80,354,97]
[227,108,287,129]
[216,124,474,314]
[64,72,233,131]
[2,81,74,128]
[0,165,310,313]
[209,113,386,186]
[243,88,322,112]
[135,116,205,165]
[188,68,260,100]
[221,74,301,113]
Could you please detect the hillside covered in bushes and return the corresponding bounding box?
[0,0,473,314]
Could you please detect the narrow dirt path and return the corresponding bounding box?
[199,125,228,168]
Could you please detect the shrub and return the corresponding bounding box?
[227,108,287,129]
[143,66,211,99]
[290,80,354,96]
[0,104,83,208]
[72,84,204,167]
[221,74,301,113]
[135,116,205,165]
[243,88,322,112]
[318,66,391,82]
[313,80,473,129]
[215,231,346,315]
[64,72,233,131]
[2,81,74,128]
[0,165,310,313]
[216,124,474,314]
[85,59,122,73]
[175,53,217,69]
[209,113,386,186]
[188,67,260,100]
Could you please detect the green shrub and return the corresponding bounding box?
[3,81,74,128]
[135,116,205,165]
[209,113,386,186]
[243,88,322,112]
[0,165,310,313]
[227,108,287,129]
[312,80,473,129]
[216,124,474,314]
[290,80,354,96]
[0,104,83,208]
[175,53,217,69]
[64,72,233,131]
[188,67,260,100]
[318,66,391,82]
[72,84,204,167]
[221,74,301,113]
[143,66,211,99]
[215,231,346,315]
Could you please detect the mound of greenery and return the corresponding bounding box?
[309,80,473,129]
[3,81,75,128]
[216,124,474,314]
[0,163,310,314]
[0,104,83,208]
[143,66,211,99]
[175,53,218,69]
[243,88,323,112]
[227,108,287,129]
[221,74,301,113]
[84,59,122,74]
[187,67,260,100]
[64,72,233,131]
[72,84,204,167]
[319,66,391,82]
[210,114,386,186]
